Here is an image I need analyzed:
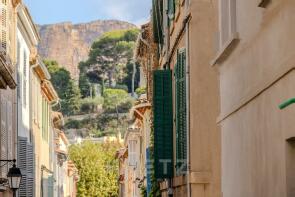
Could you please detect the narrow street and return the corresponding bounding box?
[0,0,294,197]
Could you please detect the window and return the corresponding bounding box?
[128,140,137,166]
[152,0,164,44]
[17,41,21,98]
[286,138,295,197]
[23,52,27,107]
[168,0,175,26]
[175,49,187,175]
[42,98,49,141]
[218,0,237,49]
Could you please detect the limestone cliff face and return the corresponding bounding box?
[38,20,136,80]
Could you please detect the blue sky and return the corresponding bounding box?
[24,0,152,26]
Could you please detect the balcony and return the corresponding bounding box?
[0,48,16,89]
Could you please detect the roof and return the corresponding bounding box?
[33,57,51,81]
[17,3,40,46]
[41,80,59,102]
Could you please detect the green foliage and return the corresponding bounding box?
[80,97,103,114]
[103,89,133,112]
[69,141,121,197]
[65,119,82,129]
[44,60,82,115]
[140,186,147,197]
[60,80,82,115]
[136,86,147,97]
[79,28,140,93]
[104,84,128,92]
[45,60,71,97]
[79,74,91,98]
[123,62,140,92]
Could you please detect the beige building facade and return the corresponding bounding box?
[150,0,221,196]
[31,57,59,197]
[213,0,295,197]
[0,0,19,196]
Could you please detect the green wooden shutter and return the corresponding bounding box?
[153,70,173,179]
[175,49,187,175]
[168,0,175,26]
[152,0,164,44]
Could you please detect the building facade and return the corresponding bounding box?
[52,112,78,197]
[30,57,59,197]
[0,0,19,196]
[16,4,39,196]
[213,0,295,197]
[149,0,221,196]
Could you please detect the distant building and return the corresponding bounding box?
[52,112,79,197]
[30,56,59,197]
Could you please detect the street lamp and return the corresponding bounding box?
[7,164,22,192]
[0,159,22,197]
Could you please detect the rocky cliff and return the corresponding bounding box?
[38,20,136,80]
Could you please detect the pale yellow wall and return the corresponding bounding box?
[32,72,54,196]
[159,0,221,197]
[217,0,295,196]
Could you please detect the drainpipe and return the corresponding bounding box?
[279,98,295,109]
[185,0,191,196]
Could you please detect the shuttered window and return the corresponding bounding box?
[18,137,35,197]
[17,41,21,98]
[18,137,27,197]
[128,140,137,166]
[168,0,175,26]
[153,70,173,179]
[23,52,27,107]
[175,49,187,175]
[42,98,50,142]
[152,0,164,44]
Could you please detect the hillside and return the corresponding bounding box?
[38,20,136,80]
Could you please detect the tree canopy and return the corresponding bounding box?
[69,141,121,197]
[79,28,140,94]
[44,60,81,115]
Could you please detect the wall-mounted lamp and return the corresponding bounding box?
[0,159,22,197]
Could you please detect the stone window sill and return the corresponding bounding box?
[211,32,239,66]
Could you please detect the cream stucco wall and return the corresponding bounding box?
[159,0,221,197]
[217,0,295,196]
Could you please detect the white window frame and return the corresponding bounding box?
[128,140,137,167]
[212,0,239,65]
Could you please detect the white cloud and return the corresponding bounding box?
[94,0,152,25]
